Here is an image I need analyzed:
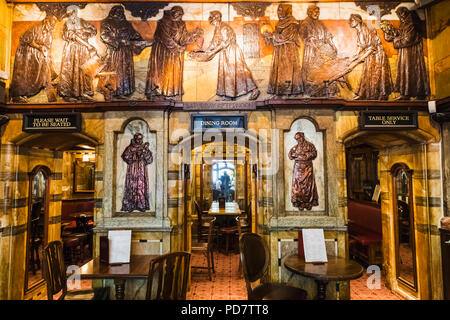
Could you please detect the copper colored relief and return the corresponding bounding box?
[121,133,153,213]
[57,5,98,102]
[100,5,152,100]
[10,15,58,103]
[381,7,430,100]
[288,132,319,211]
[190,11,260,101]
[262,4,303,97]
[144,6,203,101]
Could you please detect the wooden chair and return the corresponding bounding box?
[145,251,191,300]
[191,217,216,281]
[43,240,109,300]
[195,200,212,243]
[239,233,307,300]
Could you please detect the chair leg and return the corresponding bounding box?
[206,252,212,281]
[210,250,215,274]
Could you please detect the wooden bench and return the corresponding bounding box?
[348,200,383,265]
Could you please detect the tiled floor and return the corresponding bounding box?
[42,251,404,300]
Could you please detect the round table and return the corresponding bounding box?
[284,254,364,300]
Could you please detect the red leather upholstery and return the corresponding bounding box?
[348,200,382,245]
[61,199,94,222]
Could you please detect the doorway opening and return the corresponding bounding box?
[344,131,424,298]
[18,132,98,296]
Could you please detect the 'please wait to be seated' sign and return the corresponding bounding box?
[23,113,81,132]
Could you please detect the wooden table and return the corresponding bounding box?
[283,254,364,300]
[79,255,158,300]
[208,201,242,216]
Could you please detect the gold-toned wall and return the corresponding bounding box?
[427,0,450,99]
[0,0,12,80]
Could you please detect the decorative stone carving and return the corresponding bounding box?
[288,132,319,211]
[189,11,259,101]
[100,5,152,100]
[231,2,271,20]
[10,15,57,103]
[349,13,393,100]
[57,5,98,102]
[262,4,302,97]
[121,132,153,212]
[145,6,203,101]
[121,2,169,21]
[381,7,430,100]
[355,2,401,18]
[36,3,87,21]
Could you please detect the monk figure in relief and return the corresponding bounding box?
[121,133,153,212]
[288,132,319,211]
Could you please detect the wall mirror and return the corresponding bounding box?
[392,163,417,291]
[212,160,236,202]
[25,166,50,293]
[73,159,95,193]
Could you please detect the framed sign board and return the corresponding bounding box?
[23,113,81,132]
[359,111,418,130]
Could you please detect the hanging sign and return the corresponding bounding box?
[191,114,247,132]
[23,113,81,132]
[359,111,418,130]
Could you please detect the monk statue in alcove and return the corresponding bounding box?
[288,132,319,211]
[121,133,153,212]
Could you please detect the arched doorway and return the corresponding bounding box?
[14,132,99,298]
[177,131,261,254]
[343,130,435,299]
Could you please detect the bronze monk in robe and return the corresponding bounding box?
[262,4,303,97]
[288,132,319,211]
[190,11,260,101]
[145,6,203,101]
[121,133,153,212]
[57,5,98,102]
[299,5,339,97]
[100,5,151,99]
[381,7,430,100]
[10,15,57,103]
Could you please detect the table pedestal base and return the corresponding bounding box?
[114,279,126,300]
[316,280,329,300]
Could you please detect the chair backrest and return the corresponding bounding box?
[239,233,269,296]
[146,251,191,300]
[206,217,216,250]
[43,240,67,300]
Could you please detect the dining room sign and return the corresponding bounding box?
[359,111,418,130]
[22,113,81,132]
[191,114,247,132]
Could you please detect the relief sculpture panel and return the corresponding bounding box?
[284,118,325,213]
[9,2,430,103]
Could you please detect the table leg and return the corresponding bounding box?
[114,279,126,300]
[316,280,328,300]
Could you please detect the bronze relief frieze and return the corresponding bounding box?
[8,2,432,105]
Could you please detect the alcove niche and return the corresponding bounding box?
[284,118,326,214]
[114,119,157,216]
